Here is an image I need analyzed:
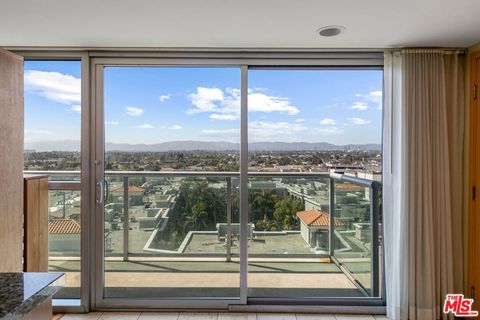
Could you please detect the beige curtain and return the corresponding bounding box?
[384,49,465,320]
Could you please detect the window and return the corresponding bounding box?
[21,51,384,309]
[24,60,82,300]
[247,69,383,298]
[102,66,241,299]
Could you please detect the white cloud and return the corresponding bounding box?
[24,70,81,105]
[125,106,144,117]
[295,118,305,123]
[201,128,240,142]
[350,102,369,111]
[105,121,119,125]
[187,87,224,114]
[202,128,239,136]
[348,117,370,125]
[366,91,383,110]
[210,114,238,121]
[137,124,154,129]
[319,118,336,125]
[249,92,299,115]
[316,127,344,135]
[70,105,81,113]
[187,87,299,120]
[356,90,383,110]
[202,121,306,142]
[160,124,183,130]
[250,120,306,142]
[249,121,304,130]
[159,94,171,102]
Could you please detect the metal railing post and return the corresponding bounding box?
[226,177,232,262]
[123,176,129,262]
[62,192,66,219]
[328,178,335,257]
[370,181,380,297]
[239,65,248,304]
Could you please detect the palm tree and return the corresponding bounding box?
[201,186,224,226]
[184,202,209,232]
[274,196,303,229]
[253,189,277,221]
[177,179,232,233]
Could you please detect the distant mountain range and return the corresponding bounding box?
[25,140,381,152]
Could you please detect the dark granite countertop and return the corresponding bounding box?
[0,272,63,319]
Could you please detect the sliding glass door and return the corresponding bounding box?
[246,69,383,299]
[90,56,384,309]
[94,65,243,307]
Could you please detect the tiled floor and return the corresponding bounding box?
[57,312,388,320]
[53,260,365,299]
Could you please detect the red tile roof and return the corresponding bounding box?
[111,185,145,193]
[296,209,342,227]
[49,219,81,234]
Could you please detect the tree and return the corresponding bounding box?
[252,189,277,221]
[184,202,209,232]
[311,152,324,165]
[176,179,225,232]
[273,196,303,230]
[256,219,280,231]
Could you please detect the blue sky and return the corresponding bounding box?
[24,61,383,147]
[24,60,82,144]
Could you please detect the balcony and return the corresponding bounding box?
[26,170,382,300]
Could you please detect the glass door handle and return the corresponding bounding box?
[96,180,104,204]
[105,180,109,202]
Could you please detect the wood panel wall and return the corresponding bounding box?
[468,44,480,310]
[24,175,49,272]
[0,49,24,271]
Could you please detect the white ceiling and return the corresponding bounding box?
[1,0,479,49]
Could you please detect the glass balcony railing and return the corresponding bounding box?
[25,170,382,299]
[37,172,82,299]
[330,175,382,297]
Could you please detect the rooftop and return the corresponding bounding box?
[49,219,81,235]
[297,209,343,228]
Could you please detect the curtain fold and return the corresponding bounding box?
[383,49,465,320]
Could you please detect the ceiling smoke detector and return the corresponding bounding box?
[317,25,345,37]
